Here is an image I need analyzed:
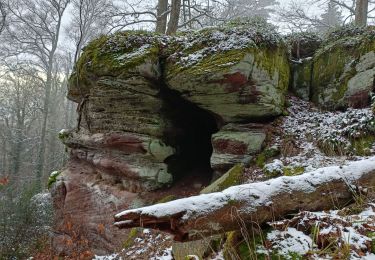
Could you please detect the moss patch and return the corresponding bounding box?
[157,195,177,204]
[123,228,140,249]
[283,166,305,176]
[255,146,280,168]
[200,164,244,194]
[47,171,61,189]
[68,31,161,101]
[351,135,375,156]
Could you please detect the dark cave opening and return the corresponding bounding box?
[159,87,221,183]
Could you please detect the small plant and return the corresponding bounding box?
[47,170,61,189]
[123,228,140,249]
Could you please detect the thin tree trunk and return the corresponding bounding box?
[35,67,53,186]
[355,0,368,26]
[166,0,181,35]
[155,0,168,34]
[35,11,64,188]
[12,119,23,175]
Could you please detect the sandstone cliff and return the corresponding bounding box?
[50,23,375,256]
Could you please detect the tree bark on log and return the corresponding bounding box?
[114,157,375,242]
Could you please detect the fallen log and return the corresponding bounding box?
[114,157,375,241]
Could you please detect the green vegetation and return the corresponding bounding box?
[47,171,61,189]
[200,164,244,194]
[0,183,52,259]
[123,228,140,249]
[312,26,375,109]
[283,166,305,176]
[264,165,305,178]
[351,135,375,156]
[157,195,177,203]
[255,146,280,168]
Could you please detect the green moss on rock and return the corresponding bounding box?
[200,164,244,194]
[283,166,305,176]
[58,129,72,143]
[47,171,61,189]
[68,31,161,102]
[255,146,280,168]
[157,195,177,203]
[291,58,312,101]
[311,27,375,109]
[165,24,290,122]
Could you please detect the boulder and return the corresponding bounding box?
[164,26,290,122]
[311,27,375,109]
[210,123,266,173]
[68,32,165,136]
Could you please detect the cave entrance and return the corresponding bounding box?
[160,87,220,184]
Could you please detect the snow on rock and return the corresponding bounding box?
[263,159,284,174]
[93,253,121,260]
[266,228,313,257]
[150,246,173,260]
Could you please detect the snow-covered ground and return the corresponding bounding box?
[265,96,374,173]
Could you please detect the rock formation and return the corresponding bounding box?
[292,26,375,109]
[51,24,375,256]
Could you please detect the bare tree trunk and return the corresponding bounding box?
[1,138,7,174]
[166,0,181,35]
[35,68,53,185]
[0,0,6,35]
[115,158,375,241]
[35,8,65,188]
[156,0,168,34]
[355,0,368,26]
[12,113,24,175]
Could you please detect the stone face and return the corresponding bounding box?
[211,123,266,173]
[172,235,222,260]
[62,131,174,192]
[51,161,138,255]
[311,28,375,109]
[164,27,290,122]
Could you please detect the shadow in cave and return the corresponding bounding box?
[159,86,221,185]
